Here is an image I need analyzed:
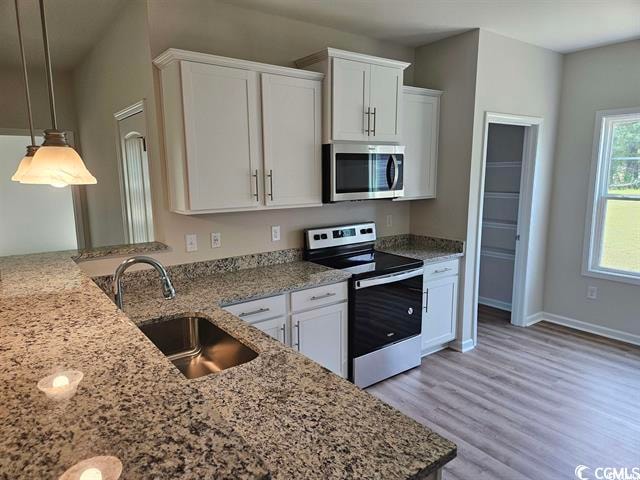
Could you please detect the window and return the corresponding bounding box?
[583,107,640,285]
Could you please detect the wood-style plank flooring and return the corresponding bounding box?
[367,306,640,480]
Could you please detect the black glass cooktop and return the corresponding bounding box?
[312,250,423,279]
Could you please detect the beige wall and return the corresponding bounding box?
[410,30,562,347]
[466,30,562,337]
[410,30,480,241]
[72,0,155,248]
[544,39,640,336]
[409,30,480,350]
[0,67,77,134]
[147,0,415,84]
[78,0,413,276]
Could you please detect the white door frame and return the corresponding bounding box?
[113,99,153,244]
[473,112,543,329]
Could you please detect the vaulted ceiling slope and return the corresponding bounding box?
[0,0,127,69]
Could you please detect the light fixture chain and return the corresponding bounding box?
[14,0,35,146]
[38,0,57,130]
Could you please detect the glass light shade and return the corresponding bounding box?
[20,145,97,186]
[11,154,33,182]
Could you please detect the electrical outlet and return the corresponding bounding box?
[386,214,393,227]
[185,234,198,252]
[587,285,598,300]
[211,232,221,248]
[271,225,281,242]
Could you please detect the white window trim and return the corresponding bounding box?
[582,106,640,286]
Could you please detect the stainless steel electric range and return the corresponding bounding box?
[304,222,424,388]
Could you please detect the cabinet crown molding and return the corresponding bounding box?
[295,47,411,70]
[153,48,325,81]
[403,85,443,97]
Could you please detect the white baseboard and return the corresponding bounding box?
[479,296,512,312]
[450,338,475,352]
[526,311,640,347]
[524,311,545,326]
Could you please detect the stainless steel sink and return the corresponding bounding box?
[139,316,258,379]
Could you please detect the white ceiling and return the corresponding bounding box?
[0,0,126,69]
[222,0,640,53]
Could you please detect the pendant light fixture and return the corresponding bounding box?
[19,0,96,187]
[10,0,38,182]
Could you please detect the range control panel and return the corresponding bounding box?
[305,222,377,250]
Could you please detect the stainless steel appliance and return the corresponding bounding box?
[323,143,405,202]
[304,222,423,388]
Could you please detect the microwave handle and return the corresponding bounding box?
[387,155,399,190]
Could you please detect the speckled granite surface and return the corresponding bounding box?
[92,247,303,293]
[377,234,465,264]
[1,251,457,479]
[73,241,170,262]
[0,253,268,480]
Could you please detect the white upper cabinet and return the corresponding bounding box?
[261,74,322,208]
[296,48,410,144]
[181,62,262,211]
[399,86,442,200]
[369,64,403,142]
[154,49,324,214]
[332,58,371,141]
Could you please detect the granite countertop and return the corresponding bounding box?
[0,252,457,479]
[376,234,465,264]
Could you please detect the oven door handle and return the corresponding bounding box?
[355,267,423,290]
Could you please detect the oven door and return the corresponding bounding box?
[328,144,404,201]
[351,268,423,358]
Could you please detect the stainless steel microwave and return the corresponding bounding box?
[322,143,405,202]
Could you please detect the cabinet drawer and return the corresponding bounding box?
[223,294,286,323]
[424,259,459,281]
[291,281,348,312]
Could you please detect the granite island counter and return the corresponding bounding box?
[0,251,456,479]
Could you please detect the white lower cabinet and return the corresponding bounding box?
[223,281,348,377]
[422,260,459,355]
[292,302,348,377]
[251,316,287,343]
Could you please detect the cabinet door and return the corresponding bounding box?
[332,58,370,141]
[251,316,287,344]
[422,275,458,353]
[261,74,322,208]
[181,61,261,211]
[402,92,439,199]
[369,64,403,142]
[292,302,348,377]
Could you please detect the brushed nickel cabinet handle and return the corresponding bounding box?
[364,107,371,135]
[310,292,337,301]
[252,169,259,200]
[425,289,429,313]
[371,106,377,136]
[293,321,300,350]
[239,307,270,318]
[267,169,274,201]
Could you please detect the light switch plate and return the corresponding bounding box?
[271,225,281,242]
[386,214,393,227]
[185,234,198,252]
[211,232,221,248]
[587,285,598,300]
